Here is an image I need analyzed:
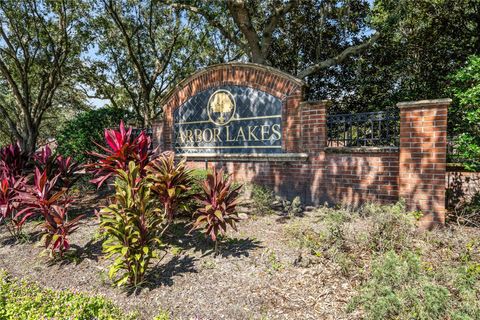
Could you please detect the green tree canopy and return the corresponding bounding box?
[0,0,89,154]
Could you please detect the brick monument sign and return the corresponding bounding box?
[153,62,451,228]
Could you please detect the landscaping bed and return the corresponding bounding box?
[0,195,357,320]
[1,195,480,320]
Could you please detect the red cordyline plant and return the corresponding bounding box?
[191,168,242,252]
[0,143,28,179]
[146,152,193,222]
[55,155,80,190]
[34,146,80,190]
[86,121,155,187]
[33,144,54,168]
[0,175,26,237]
[15,168,84,257]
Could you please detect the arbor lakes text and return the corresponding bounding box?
[176,123,281,144]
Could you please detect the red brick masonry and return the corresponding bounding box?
[155,63,451,228]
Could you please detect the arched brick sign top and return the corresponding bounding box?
[160,62,306,154]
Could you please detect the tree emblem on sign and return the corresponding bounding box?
[207,90,236,125]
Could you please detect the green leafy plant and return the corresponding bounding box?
[56,107,135,163]
[360,201,415,253]
[99,162,164,287]
[349,251,451,319]
[349,250,480,320]
[0,270,135,319]
[191,168,242,252]
[449,55,480,171]
[250,183,275,215]
[146,152,193,222]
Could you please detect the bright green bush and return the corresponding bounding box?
[450,55,480,171]
[0,270,135,319]
[56,107,135,162]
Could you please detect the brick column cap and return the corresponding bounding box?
[397,98,452,109]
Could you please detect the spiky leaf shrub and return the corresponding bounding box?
[99,162,164,287]
[86,121,155,188]
[0,176,26,237]
[191,168,241,247]
[34,145,80,190]
[33,144,54,170]
[146,152,194,222]
[0,143,28,179]
[15,168,84,256]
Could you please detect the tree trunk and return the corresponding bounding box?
[19,128,38,156]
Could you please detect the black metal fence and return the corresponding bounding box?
[327,109,400,147]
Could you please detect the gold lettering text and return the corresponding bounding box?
[271,124,282,141]
[261,125,270,140]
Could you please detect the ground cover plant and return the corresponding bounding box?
[0,270,136,320]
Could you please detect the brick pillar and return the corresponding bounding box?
[283,94,303,152]
[300,100,328,153]
[152,119,166,151]
[398,99,451,228]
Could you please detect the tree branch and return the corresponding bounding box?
[226,0,263,63]
[169,1,249,54]
[297,33,380,78]
[261,0,298,58]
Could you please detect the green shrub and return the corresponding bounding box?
[56,107,135,163]
[349,250,480,320]
[100,162,164,287]
[285,207,351,258]
[250,184,275,215]
[349,251,448,319]
[449,55,480,171]
[0,270,134,319]
[360,201,416,253]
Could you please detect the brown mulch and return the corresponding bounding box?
[0,193,360,320]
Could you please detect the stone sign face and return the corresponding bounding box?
[173,85,282,154]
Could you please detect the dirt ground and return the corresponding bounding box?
[0,192,360,320]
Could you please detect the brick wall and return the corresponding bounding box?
[446,170,480,209]
[155,63,451,228]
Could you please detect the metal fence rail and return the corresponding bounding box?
[327,109,400,147]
